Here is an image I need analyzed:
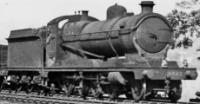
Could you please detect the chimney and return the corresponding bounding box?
[140,1,154,14]
[81,10,88,21]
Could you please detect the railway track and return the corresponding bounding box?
[0,91,198,104]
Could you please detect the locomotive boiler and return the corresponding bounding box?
[3,1,197,102]
[48,1,171,64]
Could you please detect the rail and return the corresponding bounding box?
[0,91,198,104]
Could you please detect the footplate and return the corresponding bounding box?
[41,66,197,80]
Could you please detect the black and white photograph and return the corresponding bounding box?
[0,0,200,103]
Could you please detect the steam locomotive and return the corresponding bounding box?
[0,1,197,102]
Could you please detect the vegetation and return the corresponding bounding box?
[166,0,200,48]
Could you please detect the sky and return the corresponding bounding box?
[0,0,184,44]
